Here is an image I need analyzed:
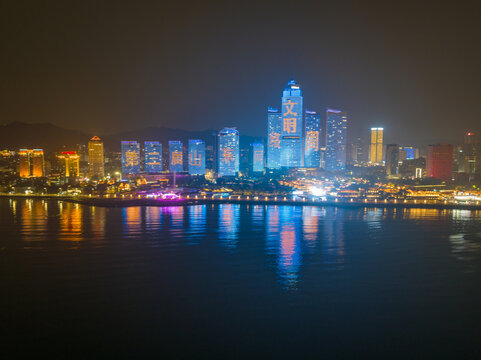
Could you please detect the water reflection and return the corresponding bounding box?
[20,199,48,243]
[449,233,481,272]
[167,206,185,235]
[59,203,83,242]
[251,205,265,227]
[144,206,163,232]
[187,205,207,244]
[123,207,142,237]
[302,206,320,249]
[8,199,481,292]
[364,208,382,230]
[266,206,303,290]
[218,204,240,249]
[90,206,106,240]
[323,209,345,267]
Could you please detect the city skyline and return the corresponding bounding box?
[2,3,481,359]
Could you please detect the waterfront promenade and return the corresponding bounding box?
[2,193,481,210]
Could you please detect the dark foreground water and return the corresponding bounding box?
[1,199,481,358]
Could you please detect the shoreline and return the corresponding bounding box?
[2,193,481,211]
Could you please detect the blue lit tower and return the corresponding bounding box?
[325,109,347,171]
[169,141,184,173]
[144,141,162,173]
[121,141,141,175]
[304,110,321,167]
[188,139,206,175]
[251,143,265,173]
[280,79,303,167]
[267,107,282,169]
[218,127,239,177]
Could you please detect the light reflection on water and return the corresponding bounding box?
[218,204,240,249]
[4,199,481,289]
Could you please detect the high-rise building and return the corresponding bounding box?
[169,141,184,173]
[402,146,419,160]
[385,144,400,176]
[251,143,264,173]
[188,139,206,175]
[266,107,282,169]
[369,127,384,164]
[325,109,347,171]
[88,136,104,178]
[58,151,80,178]
[121,141,141,175]
[18,149,45,178]
[426,143,453,180]
[144,141,162,173]
[355,136,364,164]
[280,79,303,167]
[304,110,321,168]
[460,132,478,174]
[218,127,239,177]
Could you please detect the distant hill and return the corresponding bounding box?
[0,122,89,151]
[0,122,262,152]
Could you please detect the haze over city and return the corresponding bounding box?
[1,1,480,145]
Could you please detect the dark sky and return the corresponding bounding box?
[1,0,480,146]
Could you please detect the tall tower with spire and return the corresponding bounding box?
[280,78,303,167]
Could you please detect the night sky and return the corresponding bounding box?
[1,1,480,145]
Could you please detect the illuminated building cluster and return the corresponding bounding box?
[3,79,480,195]
[267,79,347,171]
[18,149,45,178]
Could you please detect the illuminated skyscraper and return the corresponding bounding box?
[58,151,80,178]
[18,149,45,178]
[325,109,347,171]
[460,132,478,174]
[280,79,303,167]
[169,141,184,173]
[188,139,206,175]
[144,141,162,173]
[385,144,399,176]
[88,136,104,178]
[266,107,282,169]
[369,127,384,164]
[121,141,141,175]
[426,143,453,180]
[304,110,321,167]
[402,146,418,160]
[218,127,239,177]
[251,143,264,173]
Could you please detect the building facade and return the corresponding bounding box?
[325,109,347,171]
[121,141,141,175]
[19,149,45,178]
[266,107,282,169]
[88,136,104,178]
[251,143,265,173]
[426,143,453,180]
[459,132,478,174]
[218,127,239,177]
[58,151,80,178]
[169,141,184,173]
[280,79,303,168]
[369,127,384,164]
[304,110,321,167]
[385,144,399,176]
[188,139,206,175]
[144,141,162,173]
